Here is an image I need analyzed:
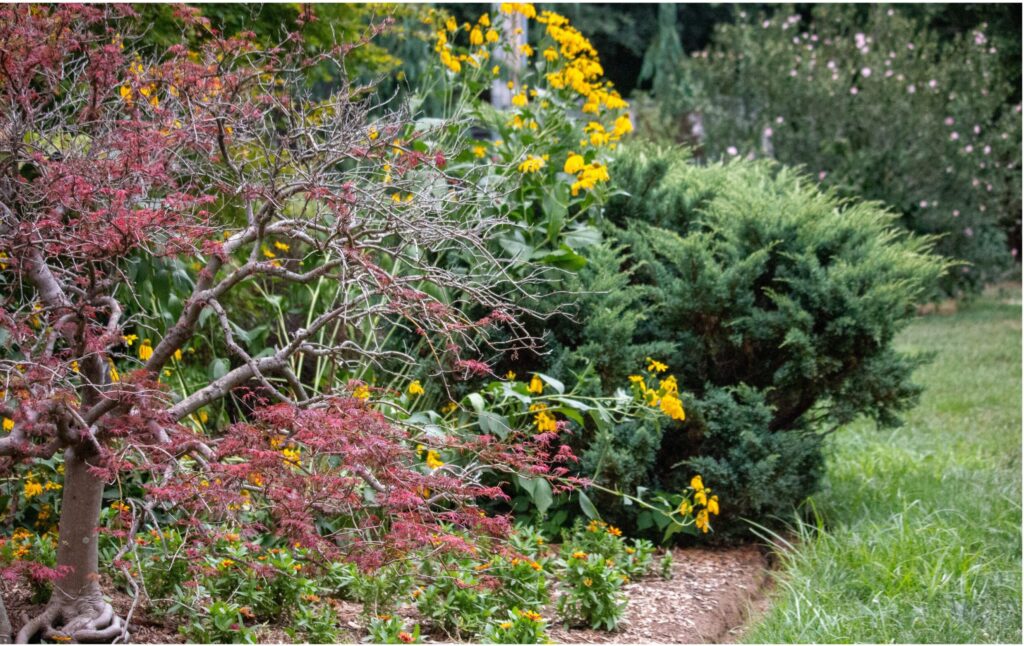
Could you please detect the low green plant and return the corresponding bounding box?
[481,609,551,644]
[180,600,258,644]
[366,616,423,644]
[556,550,627,630]
[284,603,339,644]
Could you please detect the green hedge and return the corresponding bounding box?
[544,144,948,539]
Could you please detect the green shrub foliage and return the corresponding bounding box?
[546,144,947,539]
[678,4,1021,294]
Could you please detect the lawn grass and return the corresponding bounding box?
[745,293,1022,643]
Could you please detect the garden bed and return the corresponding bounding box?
[1,544,772,644]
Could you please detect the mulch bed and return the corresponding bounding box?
[1,544,773,644]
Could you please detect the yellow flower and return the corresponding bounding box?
[500,621,513,630]
[472,145,487,158]
[219,558,235,570]
[612,114,634,139]
[659,375,678,394]
[486,29,499,44]
[528,374,544,394]
[119,85,133,104]
[281,447,301,466]
[2,417,13,432]
[23,481,43,498]
[441,401,458,414]
[571,550,587,560]
[625,546,636,554]
[478,13,491,27]
[707,495,720,515]
[425,450,444,470]
[694,487,707,506]
[445,16,458,32]
[368,127,379,141]
[660,392,686,421]
[690,475,704,492]
[353,384,371,400]
[274,241,290,252]
[520,610,543,622]
[109,361,120,383]
[517,155,546,174]
[583,577,593,587]
[569,162,610,196]
[534,411,558,433]
[543,47,559,62]
[198,410,209,424]
[519,44,534,57]
[505,370,516,380]
[138,339,153,361]
[677,499,692,515]
[563,153,585,174]
[122,334,138,346]
[262,245,276,259]
[408,380,425,396]
[492,64,501,75]
[695,508,710,533]
[607,525,622,537]
[647,357,668,373]
[470,27,484,46]
[511,92,528,108]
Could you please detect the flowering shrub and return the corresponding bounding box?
[419,3,635,267]
[680,4,1021,293]
[540,144,947,539]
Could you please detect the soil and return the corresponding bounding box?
[1,544,773,644]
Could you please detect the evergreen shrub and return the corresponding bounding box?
[545,144,948,539]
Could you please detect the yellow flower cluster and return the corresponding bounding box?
[408,379,425,396]
[517,155,547,174]
[687,475,720,533]
[629,360,686,422]
[530,403,558,433]
[425,449,445,470]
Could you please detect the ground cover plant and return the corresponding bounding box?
[678,4,1021,294]
[745,290,1022,643]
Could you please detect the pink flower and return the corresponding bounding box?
[950,132,959,141]
[763,127,774,137]
[928,79,938,88]
[885,69,894,78]
[789,69,798,77]
[850,86,859,95]
[726,146,738,156]
[776,116,785,124]
[763,20,771,28]
[964,145,974,153]
[855,33,866,49]
[973,125,981,134]
[952,210,960,217]
[919,200,928,208]
[983,146,991,155]
[906,84,916,94]
[861,67,872,77]
[944,117,955,126]
[963,227,973,237]
[818,171,827,180]
[1012,248,1018,258]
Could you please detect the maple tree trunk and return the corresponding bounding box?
[15,446,122,643]
[52,447,105,610]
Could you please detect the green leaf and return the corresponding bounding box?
[563,226,602,249]
[208,358,230,381]
[537,373,565,394]
[466,392,486,415]
[578,491,601,520]
[532,478,553,514]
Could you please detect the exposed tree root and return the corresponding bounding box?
[16,597,124,644]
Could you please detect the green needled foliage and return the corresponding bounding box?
[543,143,949,540]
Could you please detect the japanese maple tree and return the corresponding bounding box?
[0,5,572,642]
